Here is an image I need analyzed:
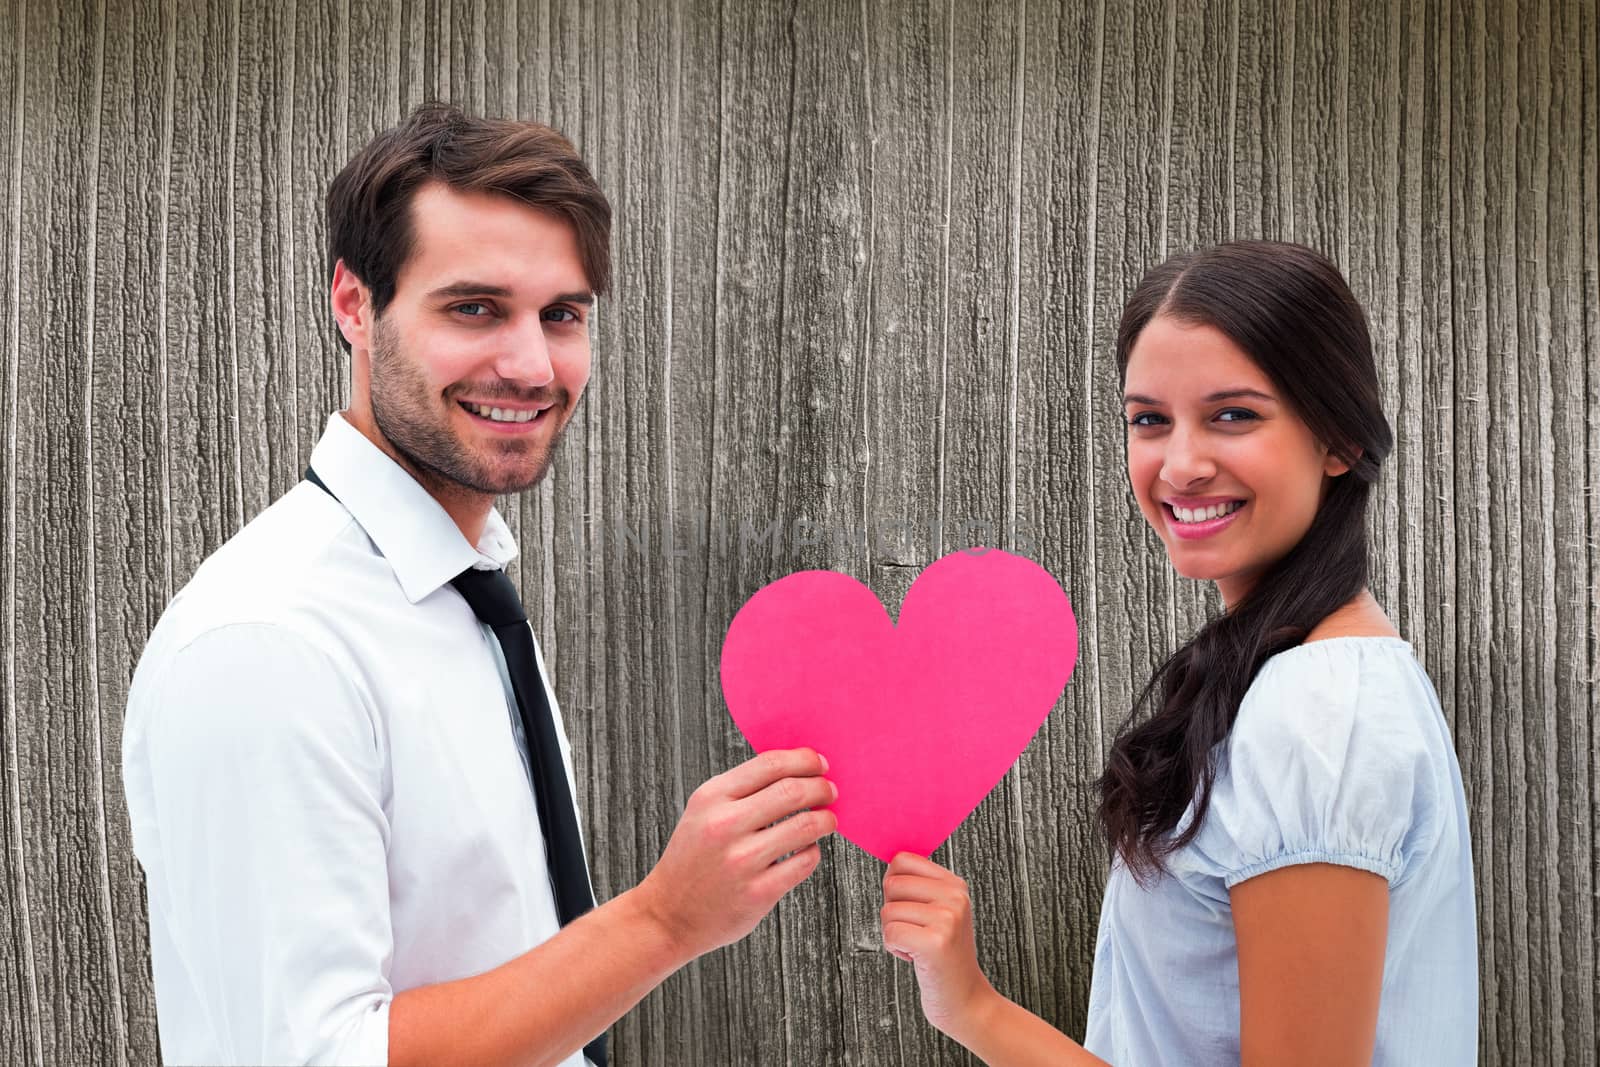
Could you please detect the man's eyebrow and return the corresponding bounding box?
[424,282,596,306]
[1121,388,1276,405]
[426,282,514,301]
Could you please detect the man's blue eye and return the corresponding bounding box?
[455,303,490,317]
[543,307,579,323]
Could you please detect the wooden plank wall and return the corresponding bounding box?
[0,0,1594,1063]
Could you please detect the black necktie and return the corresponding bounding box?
[305,467,607,1066]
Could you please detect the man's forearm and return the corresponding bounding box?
[388,885,690,1067]
[387,747,838,1067]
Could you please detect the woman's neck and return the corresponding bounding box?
[1299,590,1400,643]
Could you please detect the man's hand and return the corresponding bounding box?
[634,748,837,960]
[391,748,837,1067]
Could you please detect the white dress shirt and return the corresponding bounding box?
[123,413,595,1067]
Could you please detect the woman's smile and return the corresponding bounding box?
[1163,497,1247,540]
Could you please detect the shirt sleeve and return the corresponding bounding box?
[1191,643,1443,890]
[135,623,393,1065]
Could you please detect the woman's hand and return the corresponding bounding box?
[879,852,998,1038]
[880,852,1110,1066]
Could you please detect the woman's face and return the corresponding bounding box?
[1122,314,1349,608]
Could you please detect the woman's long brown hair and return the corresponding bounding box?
[1097,240,1395,883]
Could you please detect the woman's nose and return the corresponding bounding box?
[1159,425,1216,489]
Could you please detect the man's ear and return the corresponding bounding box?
[330,260,374,352]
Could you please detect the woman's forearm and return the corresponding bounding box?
[945,988,1111,1067]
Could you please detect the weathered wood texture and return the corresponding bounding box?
[0,0,1594,1063]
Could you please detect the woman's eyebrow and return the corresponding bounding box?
[1203,388,1275,403]
[1122,388,1275,405]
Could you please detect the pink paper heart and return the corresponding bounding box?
[720,548,1078,863]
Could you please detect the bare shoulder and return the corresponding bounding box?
[1303,591,1401,643]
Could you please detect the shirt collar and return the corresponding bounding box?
[308,413,519,603]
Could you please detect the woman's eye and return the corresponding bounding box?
[1216,408,1258,423]
[1126,411,1166,427]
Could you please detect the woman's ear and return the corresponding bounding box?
[1324,445,1361,478]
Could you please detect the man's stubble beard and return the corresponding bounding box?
[368,315,571,498]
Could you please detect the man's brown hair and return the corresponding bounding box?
[325,102,611,351]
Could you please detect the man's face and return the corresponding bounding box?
[362,182,594,497]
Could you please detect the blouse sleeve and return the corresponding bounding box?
[1189,641,1446,890]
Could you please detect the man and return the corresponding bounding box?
[122,103,837,1067]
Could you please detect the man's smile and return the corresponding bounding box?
[455,398,557,433]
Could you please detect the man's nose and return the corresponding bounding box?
[494,315,556,387]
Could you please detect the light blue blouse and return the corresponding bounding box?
[1083,637,1477,1065]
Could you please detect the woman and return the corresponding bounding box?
[880,241,1477,1065]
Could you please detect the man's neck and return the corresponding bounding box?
[339,408,495,548]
